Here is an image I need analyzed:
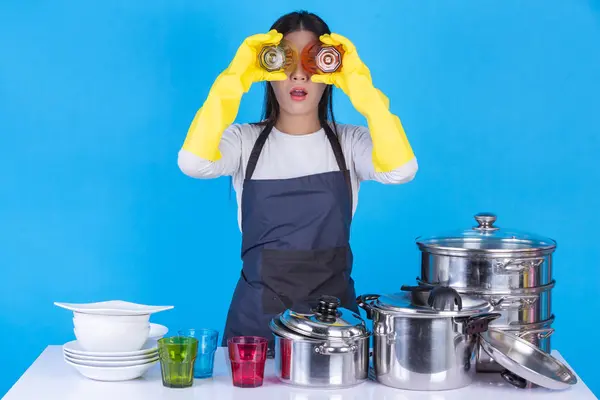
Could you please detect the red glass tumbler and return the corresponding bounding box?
[227,336,268,388]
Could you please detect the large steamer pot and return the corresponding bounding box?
[269,296,370,389]
[417,213,556,292]
[357,288,500,391]
[458,281,554,326]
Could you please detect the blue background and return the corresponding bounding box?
[1,0,598,396]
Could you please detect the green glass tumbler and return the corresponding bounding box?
[158,336,198,388]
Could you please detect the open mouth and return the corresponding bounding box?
[290,87,308,101]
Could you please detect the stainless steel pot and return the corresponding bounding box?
[417,213,556,292]
[269,296,370,388]
[357,288,500,391]
[458,281,554,326]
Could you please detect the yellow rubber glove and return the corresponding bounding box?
[182,30,287,161]
[311,33,415,173]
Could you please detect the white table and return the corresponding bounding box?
[3,346,597,400]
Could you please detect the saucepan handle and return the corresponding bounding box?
[356,294,380,320]
[501,370,528,389]
[465,313,502,335]
[315,343,358,355]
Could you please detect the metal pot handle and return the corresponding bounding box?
[495,258,545,273]
[356,294,380,320]
[501,370,528,389]
[465,313,502,335]
[315,343,358,355]
[518,328,555,340]
[490,295,539,310]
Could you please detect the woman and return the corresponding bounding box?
[178,11,418,351]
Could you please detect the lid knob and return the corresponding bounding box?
[314,295,340,322]
[428,286,463,311]
[473,213,499,232]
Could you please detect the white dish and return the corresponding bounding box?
[148,323,168,339]
[73,312,150,324]
[64,349,158,362]
[73,317,149,328]
[74,324,150,352]
[72,319,167,340]
[63,339,158,357]
[55,300,173,316]
[64,357,158,381]
[64,352,158,367]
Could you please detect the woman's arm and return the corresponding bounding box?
[311,34,416,174]
[351,125,418,184]
[178,124,242,178]
[179,30,286,163]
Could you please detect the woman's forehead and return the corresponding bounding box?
[284,30,318,50]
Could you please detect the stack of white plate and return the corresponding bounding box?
[55,300,173,381]
[63,340,159,381]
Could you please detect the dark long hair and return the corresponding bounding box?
[255,11,338,136]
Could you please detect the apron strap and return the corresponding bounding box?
[324,123,353,212]
[323,123,348,173]
[245,122,350,183]
[245,121,275,181]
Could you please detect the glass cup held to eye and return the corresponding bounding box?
[258,39,344,75]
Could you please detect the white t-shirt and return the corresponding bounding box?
[178,123,418,229]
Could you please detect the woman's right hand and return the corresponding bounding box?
[181,30,287,162]
[221,30,288,92]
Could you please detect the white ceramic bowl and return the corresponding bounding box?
[73,312,150,324]
[65,357,158,381]
[74,324,150,352]
[73,318,148,332]
[73,318,166,339]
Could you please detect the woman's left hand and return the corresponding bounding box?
[310,33,388,115]
[312,33,414,173]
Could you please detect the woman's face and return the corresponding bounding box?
[271,30,327,118]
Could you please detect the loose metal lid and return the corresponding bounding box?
[415,213,556,257]
[276,296,369,340]
[373,289,494,318]
[479,329,577,390]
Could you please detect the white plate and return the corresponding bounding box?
[149,323,168,339]
[64,353,159,367]
[64,349,158,362]
[63,339,158,357]
[54,300,173,316]
[65,357,158,381]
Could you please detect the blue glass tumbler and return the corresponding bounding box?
[178,329,219,379]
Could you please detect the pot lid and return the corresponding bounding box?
[415,213,556,256]
[373,286,494,318]
[479,329,577,390]
[277,296,368,340]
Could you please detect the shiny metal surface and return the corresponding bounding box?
[361,297,497,391]
[416,213,556,258]
[371,292,494,318]
[420,253,553,291]
[479,329,577,390]
[371,314,478,391]
[417,213,555,291]
[458,282,554,326]
[476,322,554,373]
[272,333,369,388]
[279,308,368,340]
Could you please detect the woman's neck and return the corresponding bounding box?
[274,111,322,135]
